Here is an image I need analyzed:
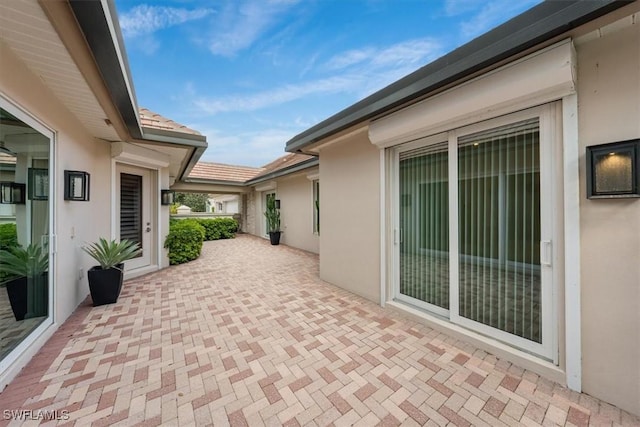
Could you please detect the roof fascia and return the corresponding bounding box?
[68,0,142,139]
[245,158,319,186]
[285,0,632,153]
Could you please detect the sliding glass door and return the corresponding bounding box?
[394,106,555,358]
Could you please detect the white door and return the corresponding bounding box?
[116,165,154,271]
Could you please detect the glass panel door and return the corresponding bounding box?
[393,107,555,358]
[398,142,449,313]
[457,119,542,343]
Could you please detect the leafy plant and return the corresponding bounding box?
[196,218,239,240]
[164,220,205,265]
[174,193,209,212]
[0,223,18,251]
[0,243,48,279]
[82,238,141,270]
[264,196,280,233]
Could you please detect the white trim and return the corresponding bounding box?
[369,40,576,149]
[111,142,170,169]
[156,171,163,269]
[306,172,319,181]
[0,94,57,389]
[255,181,277,192]
[562,93,581,391]
[390,105,558,360]
[379,149,386,307]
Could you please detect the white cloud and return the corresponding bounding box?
[193,75,360,115]
[326,38,441,71]
[119,5,213,38]
[197,128,295,167]
[458,0,540,38]
[192,37,442,116]
[207,0,299,56]
[326,48,376,70]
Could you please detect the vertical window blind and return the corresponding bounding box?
[458,118,541,343]
[399,142,449,309]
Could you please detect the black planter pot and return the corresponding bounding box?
[269,231,281,245]
[88,264,124,306]
[5,273,48,321]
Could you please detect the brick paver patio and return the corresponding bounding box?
[0,235,638,426]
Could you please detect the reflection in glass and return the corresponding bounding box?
[0,107,50,361]
[399,142,449,309]
[458,119,541,343]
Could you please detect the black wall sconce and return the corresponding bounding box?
[161,190,174,205]
[0,182,25,204]
[64,170,90,201]
[275,199,281,209]
[587,139,640,199]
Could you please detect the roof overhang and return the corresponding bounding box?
[245,157,319,186]
[285,0,635,153]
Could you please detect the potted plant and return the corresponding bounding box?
[82,238,140,306]
[0,243,48,321]
[264,196,281,245]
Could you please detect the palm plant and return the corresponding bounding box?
[0,243,48,279]
[82,238,141,270]
[264,196,280,233]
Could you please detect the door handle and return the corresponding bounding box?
[541,240,552,266]
[146,227,151,232]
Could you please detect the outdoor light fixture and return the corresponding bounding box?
[0,182,25,204]
[161,190,174,205]
[275,199,281,209]
[64,170,90,201]
[586,139,640,199]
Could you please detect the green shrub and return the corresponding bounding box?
[0,223,18,251]
[164,220,205,265]
[196,218,239,241]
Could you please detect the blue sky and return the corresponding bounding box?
[114,0,541,167]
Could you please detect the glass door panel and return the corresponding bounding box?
[399,142,449,311]
[457,119,542,343]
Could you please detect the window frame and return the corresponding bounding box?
[390,104,559,360]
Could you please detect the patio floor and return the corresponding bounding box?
[0,234,638,426]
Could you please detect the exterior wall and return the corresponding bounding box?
[277,169,319,254]
[577,23,640,415]
[244,192,256,235]
[320,133,380,302]
[0,41,111,382]
[247,169,320,254]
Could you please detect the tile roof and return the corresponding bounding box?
[251,153,316,180]
[139,108,201,135]
[186,153,316,184]
[188,162,264,183]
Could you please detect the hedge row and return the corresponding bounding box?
[164,217,239,265]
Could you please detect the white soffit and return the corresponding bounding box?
[112,141,170,169]
[255,181,277,192]
[0,1,118,141]
[369,40,576,148]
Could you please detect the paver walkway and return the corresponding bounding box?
[0,235,638,426]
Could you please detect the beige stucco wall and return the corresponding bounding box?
[320,133,380,302]
[0,41,112,323]
[277,168,319,254]
[247,168,319,254]
[576,23,640,415]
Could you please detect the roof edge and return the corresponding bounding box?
[68,0,142,139]
[245,158,319,186]
[285,0,632,153]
